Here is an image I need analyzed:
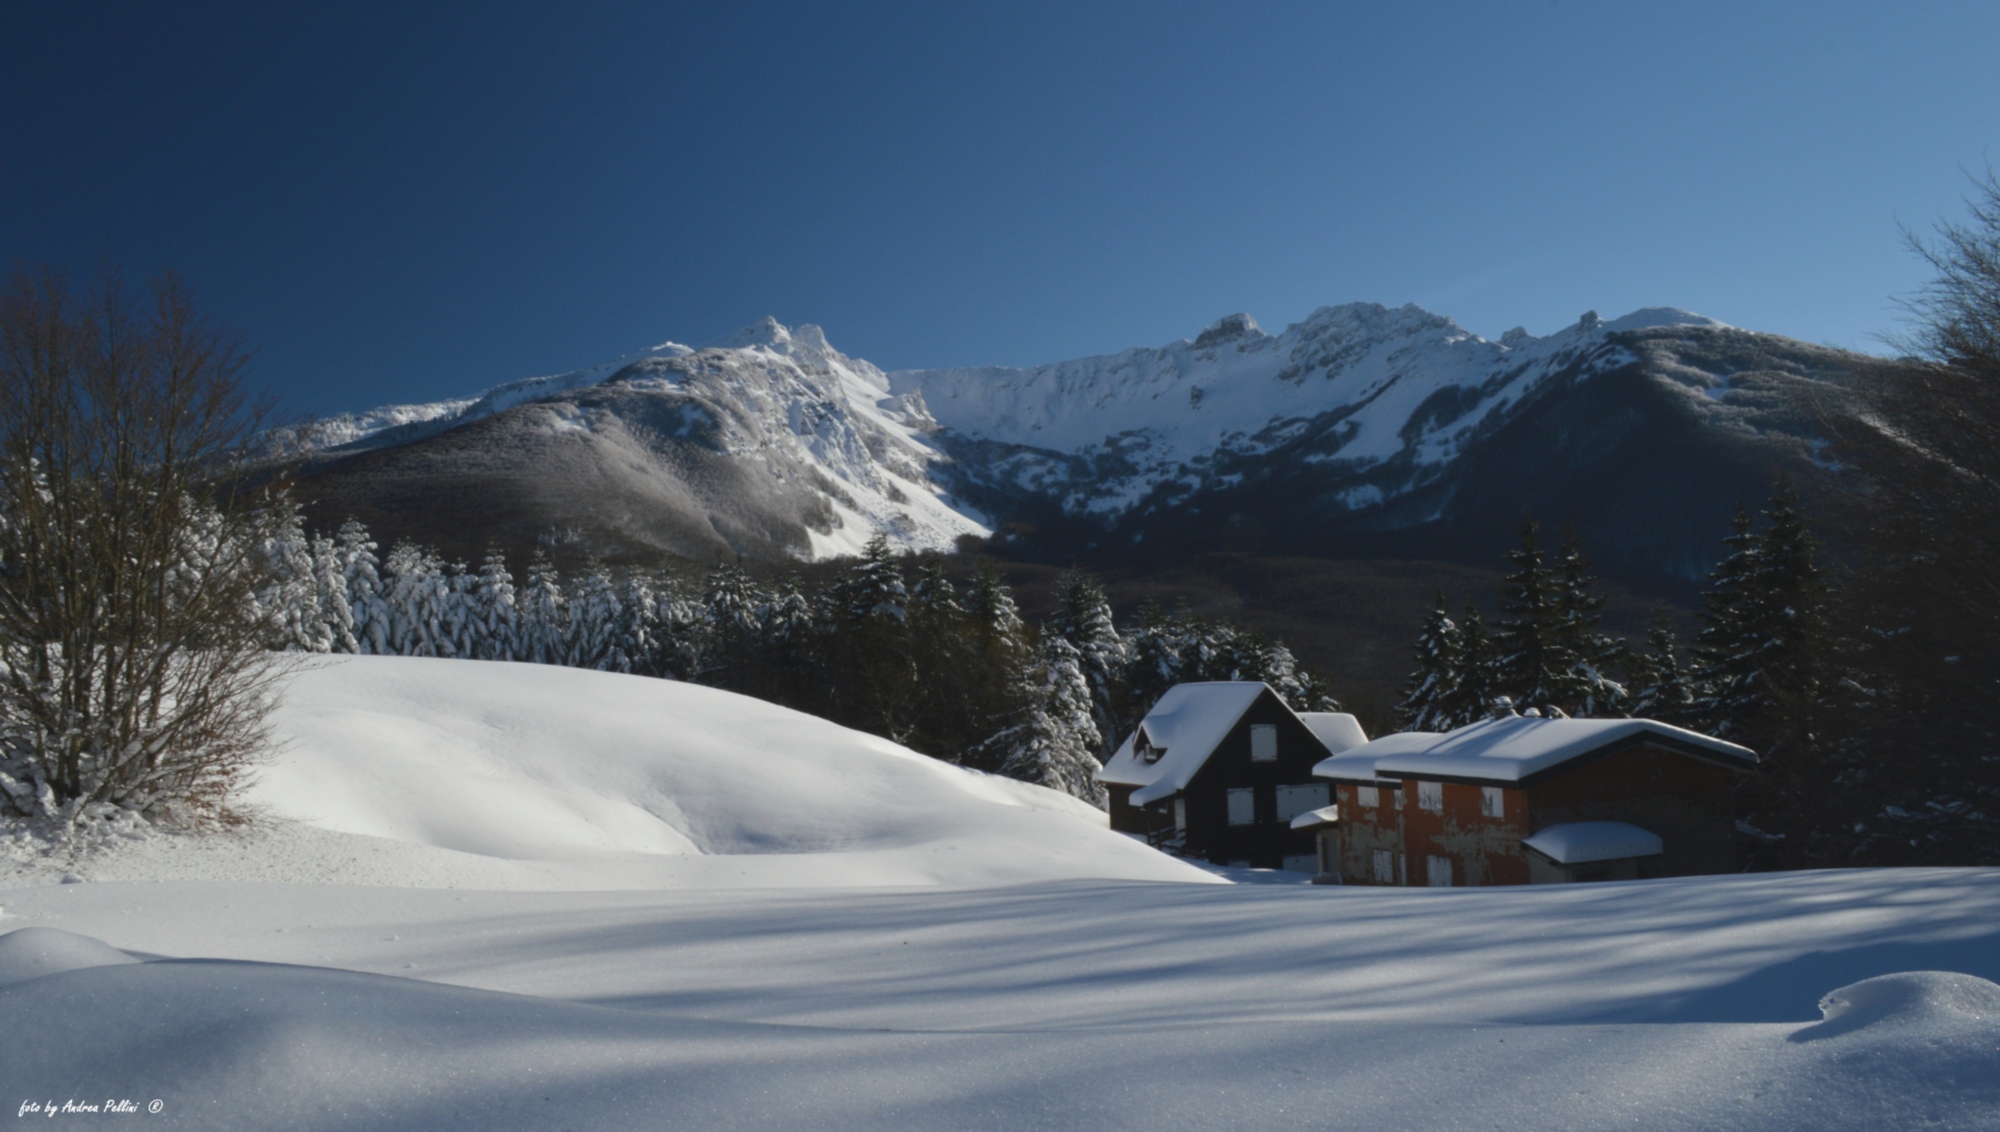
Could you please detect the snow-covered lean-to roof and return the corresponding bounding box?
[1299,712,1368,754]
[1312,716,1756,786]
[1522,821,1665,865]
[1289,805,1341,831]
[1097,682,1279,806]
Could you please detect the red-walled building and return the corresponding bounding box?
[1313,715,1756,886]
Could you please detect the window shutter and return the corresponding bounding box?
[1417,781,1443,814]
[1226,788,1255,826]
[1250,724,1278,762]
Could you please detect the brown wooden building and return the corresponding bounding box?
[1098,683,1367,871]
[1313,715,1756,886]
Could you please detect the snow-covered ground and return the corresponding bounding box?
[1,657,1996,1130]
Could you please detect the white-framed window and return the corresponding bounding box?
[1275,783,1330,822]
[1372,849,1395,884]
[1226,787,1256,826]
[1356,785,1380,808]
[1417,780,1444,814]
[1250,724,1278,762]
[1427,855,1455,888]
[1481,786,1506,818]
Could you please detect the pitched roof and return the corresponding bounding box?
[1097,682,1273,805]
[1313,731,1443,783]
[1313,716,1756,786]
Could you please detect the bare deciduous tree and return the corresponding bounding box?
[0,267,287,827]
[1814,172,2000,864]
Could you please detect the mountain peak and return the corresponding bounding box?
[1193,313,1264,348]
[727,316,793,349]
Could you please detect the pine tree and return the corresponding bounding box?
[566,564,623,670]
[334,519,389,655]
[609,569,658,675]
[310,533,358,653]
[471,548,519,662]
[1691,504,1765,738]
[979,636,1106,806]
[382,541,452,657]
[820,534,916,742]
[1398,593,1461,731]
[1438,605,1500,728]
[1492,518,1576,717]
[1045,569,1127,758]
[518,550,566,666]
[1627,610,1695,725]
[1118,598,1185,741]
[254,501,328,653]
[1548,530,1627,717]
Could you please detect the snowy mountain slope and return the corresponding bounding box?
[294,303,1870,587]
[893,305,1725,517]
[298,320,988,564]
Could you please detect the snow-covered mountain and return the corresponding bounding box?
[297,302,1868,586]
[298,317,990,564]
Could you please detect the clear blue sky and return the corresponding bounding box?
[4,1,1997,416]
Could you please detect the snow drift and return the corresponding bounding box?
[234,655,1214,889]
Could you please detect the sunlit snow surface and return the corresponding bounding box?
[1,657,1995,1130]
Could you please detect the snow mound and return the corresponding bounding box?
[1801,970,2000,1040]
[214,655,1209,889]
[0,926,139,986]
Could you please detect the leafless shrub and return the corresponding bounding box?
[0,266,289,829]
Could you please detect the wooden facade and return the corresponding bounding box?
[1320,724,1753,887]
[1102,684,1344,870]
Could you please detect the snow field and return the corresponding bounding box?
[0,656,1995,1129]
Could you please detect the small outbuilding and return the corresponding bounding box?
[1098,683,1367,871]
[1313,715,1756,886]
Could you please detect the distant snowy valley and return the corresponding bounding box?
[2,657,1996,1130]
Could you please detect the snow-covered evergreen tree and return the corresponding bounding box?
[1691,478,1831,748]
[1548,531,1627,717]
[1045,569,1127,757]
[1628,610,1696,724]
[254,502,329,653]
[471,548,519,662]
[1492,519,1577,717]
[609,569,657,675]
[1398,593,1461,731]
[980,636,1106,807]
[334,519,390,655]
[1437,604,1499,728]
[566,564,623,670]
[517,550,566,666]
[1118,598,1185,739]
[310,533,358,653]
[382,541,454,657]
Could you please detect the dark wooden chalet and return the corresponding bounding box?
[1098,682,1367,871]
[1313,715,1756,886]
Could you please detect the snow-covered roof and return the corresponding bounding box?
[1289,805,1341,830]
[1097,682,1274,805]
[1313,732,1443,783]
[1299,712,1368,754]
[1314,717,1754,786]
[1522,822,1664,865]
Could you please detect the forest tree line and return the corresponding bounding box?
[252,517,1338,807]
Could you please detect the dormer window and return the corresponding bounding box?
[1136,730,1164,763]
